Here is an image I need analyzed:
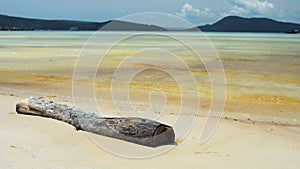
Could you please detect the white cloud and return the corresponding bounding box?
[224,0,278,16]
[176,3,214,18]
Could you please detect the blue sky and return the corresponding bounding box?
[1,0,299,25]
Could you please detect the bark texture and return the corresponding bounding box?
[16,97,175,147]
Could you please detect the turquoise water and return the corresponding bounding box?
[0,31,299,100]
[0,31,299,59]
[1,31,299,78]
[205,32,300,58]
[0,31,299,119]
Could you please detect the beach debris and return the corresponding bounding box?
[15,97,175,147]
[10,145,18,149]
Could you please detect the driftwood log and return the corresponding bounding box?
[16,97,175,147]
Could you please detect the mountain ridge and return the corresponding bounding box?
[0,14,166,31]
[198,16,300,33]
[1,14,300,33]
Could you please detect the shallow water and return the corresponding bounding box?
[0,31,299,118]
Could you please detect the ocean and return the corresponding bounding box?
[0,31,299,118]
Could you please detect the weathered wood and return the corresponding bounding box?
[16,97,175,147]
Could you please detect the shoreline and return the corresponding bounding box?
[1,85,299,128]
[1,92,300,169]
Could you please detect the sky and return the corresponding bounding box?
[0,0,300,25]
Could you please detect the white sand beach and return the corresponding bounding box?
[0,93,299,169]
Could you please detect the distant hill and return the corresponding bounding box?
[1,14,300,33]
[198,16,300,33]
[0,14,166,31]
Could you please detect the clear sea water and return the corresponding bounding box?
[0,31,299,115]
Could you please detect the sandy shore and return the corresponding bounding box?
[0,89,299,169]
